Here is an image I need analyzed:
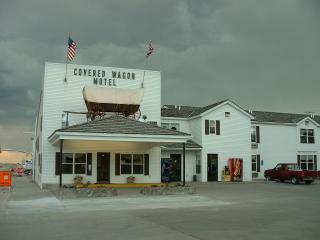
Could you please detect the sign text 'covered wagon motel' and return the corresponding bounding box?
[73,67,136,86]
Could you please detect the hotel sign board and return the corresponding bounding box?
[73,67,137,86]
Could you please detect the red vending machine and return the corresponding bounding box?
[228,158,243,182]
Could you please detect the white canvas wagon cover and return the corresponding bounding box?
[82,85,144,116]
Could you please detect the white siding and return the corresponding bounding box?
[253,119,319,179]
[33,92,43,187]
[45,141,161,184]
[254,124,297,178]
[201,103,252,182]
[189,117,203,146]
[40,62,161,186]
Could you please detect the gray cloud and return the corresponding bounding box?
[1,0,320,151]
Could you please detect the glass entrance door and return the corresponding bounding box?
[207,154,218,181]
[170,154,181,182]
[97,152,110,183]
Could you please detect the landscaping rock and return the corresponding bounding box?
[70,188,118,198]
[140,186,195,195]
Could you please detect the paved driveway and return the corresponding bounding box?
[1,177,319,240]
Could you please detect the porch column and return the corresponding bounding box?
[183,142,186,186]
[59,139,64,188]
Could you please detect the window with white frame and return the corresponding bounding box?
[209,120,216,134]
[300,155,315,170]
[74,153,86,174]
[161,122,180,131]
[300,129,315,144]
[251,155,257,172]
[62,153,87,174]
[120,154,144,175]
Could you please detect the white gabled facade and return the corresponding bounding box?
[251,116,319,179]
[199,102,252,182]
[161,101,253,182]
[34,62,189,188]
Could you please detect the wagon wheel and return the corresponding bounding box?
[128,109,141,120]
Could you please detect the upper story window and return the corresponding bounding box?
[161,122,180,131]
[205,120,220,135]
[251,127,257,143]
[300,129,314,144]
[209,120,216,134]
[251,126,260,143]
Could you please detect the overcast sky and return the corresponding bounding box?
[0,0,320,151]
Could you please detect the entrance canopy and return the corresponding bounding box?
[83,85,144,116]
[48,114,191,145]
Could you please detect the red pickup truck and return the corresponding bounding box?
[264,163,318,184]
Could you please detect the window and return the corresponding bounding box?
[300,155,315,170]
[62,153,87,174]
[225,112,230,117]
[120,154,144,175]
[121,154,132,174]
[133,154,144,174]
[161,122,180,131]
[287,164,299,170]
[300,129,314,144]
[251,155,257,172]
[209,120,216,134]
[38,153,42,174]
[74,153,86,174]
[205,119,220,135]
[62,153,73,174]
[251,127,257,143]
[196,160,201,174]
[35,137,39,152]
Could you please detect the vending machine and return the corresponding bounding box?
[228,158,243,182]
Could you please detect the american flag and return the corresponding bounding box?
[145,42,154,58]
[67,37,77,61]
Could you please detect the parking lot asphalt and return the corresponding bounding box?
[1,177,319,240]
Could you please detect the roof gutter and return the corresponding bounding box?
[48,131,192,145]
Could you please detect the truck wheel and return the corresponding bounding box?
[305,180,314,185]
[265,175,272,181]
[291,177,299,184]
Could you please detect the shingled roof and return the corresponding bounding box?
[161,100,228,118]
[162,140,202,149]
[250,110,320,125]
[50,114,191,137]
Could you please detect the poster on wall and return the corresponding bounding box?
[161,158,171,183]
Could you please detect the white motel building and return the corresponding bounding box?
[33,62,319,188]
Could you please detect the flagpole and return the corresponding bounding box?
[142,58,147,88]
[142,41,153,88]
[64,33,70,82]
